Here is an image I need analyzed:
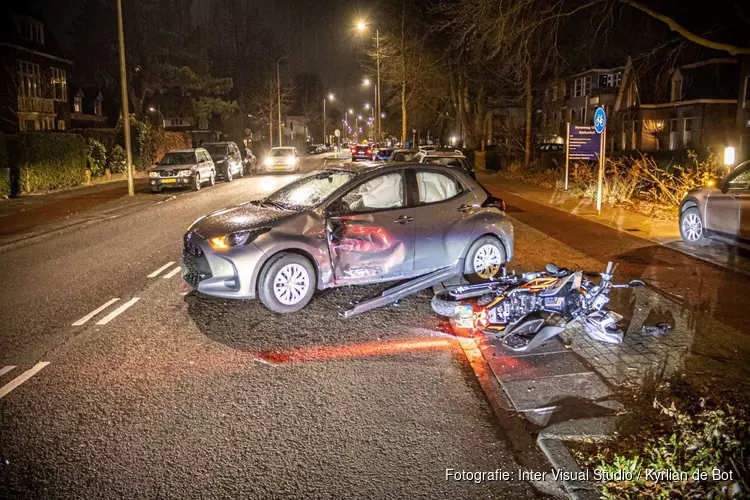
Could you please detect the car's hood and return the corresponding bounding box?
[188,201,296,239]
[152,163,196,172]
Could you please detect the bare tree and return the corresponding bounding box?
[247,78,296,149]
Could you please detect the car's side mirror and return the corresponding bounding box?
[481,195,506,212]
[629,279,645,288]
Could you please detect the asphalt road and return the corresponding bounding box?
[0,153,541,499]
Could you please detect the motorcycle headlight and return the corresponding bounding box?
[149,171,160,178]
[178,169,193,177]
[208,228,271,250]
[264,157,274,166]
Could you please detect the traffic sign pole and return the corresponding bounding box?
[564,122,570,191]
[593,107,607,215]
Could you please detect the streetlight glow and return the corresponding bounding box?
[328,93,335,100]
[363,78,370,86]
[364,103,371,109]
[356,21,366,30]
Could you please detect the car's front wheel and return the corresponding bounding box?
[192,173,201,191]
[225,165,233,182]
[209,170,216,186]
[258,253,316,313]
[464,236,506,284]
[680,206,710,246]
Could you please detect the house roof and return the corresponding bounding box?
[0,8,70,63]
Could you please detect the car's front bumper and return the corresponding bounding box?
[182,236,266,299]
[151,176,193,188]
[263,163,297,172]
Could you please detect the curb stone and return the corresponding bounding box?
[538,437,601,500]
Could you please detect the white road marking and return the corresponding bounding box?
[0,366,16,377]
[0,362,50,399]
[163,266,182,279]
[95,297,141,325]
[148,261,175,278]
[72,298,120,326]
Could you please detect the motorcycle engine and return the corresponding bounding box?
[488,291,541,325]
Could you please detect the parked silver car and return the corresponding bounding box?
[182,163,514,313]
[679,159,750,246]
[149,148,216,192]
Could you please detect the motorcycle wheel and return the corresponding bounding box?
[431,291,461,317]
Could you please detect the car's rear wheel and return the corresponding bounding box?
[680,207,710,246]
[192,173,201,191]
[209,170,216,186]
[258,253,316,313]
[238,164,244,178]
[464,236,506,284]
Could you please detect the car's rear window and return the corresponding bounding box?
[203,144,228,155]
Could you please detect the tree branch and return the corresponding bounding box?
[618,0,750,55]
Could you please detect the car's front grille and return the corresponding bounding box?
[182,231,212,286]
[160,170,175,177]
[183,231,203,257]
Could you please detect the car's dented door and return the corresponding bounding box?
[326,171,417,284]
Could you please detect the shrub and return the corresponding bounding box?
[86,138,107,177]
[115,116,155,171]
[14,133,87,192]
[152,130,192,164]
[109,145,126,174]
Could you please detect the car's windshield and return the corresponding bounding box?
[270,148,294,157]
[424,157,465,167]
[159,152,195,165]
[203,144,228,156]
[264,170,357,210]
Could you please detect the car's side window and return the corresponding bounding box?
[726,168,750,190]
[415,170,462,204]
[339,172,404,213]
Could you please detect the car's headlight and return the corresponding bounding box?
[149,171,160,178]
[178,169,192,177]
[264,157,273,166]
[208,228,271,250]
[285,156,296,165]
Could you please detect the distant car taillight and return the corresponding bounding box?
[351,147,357,153]
[366,148,372,154]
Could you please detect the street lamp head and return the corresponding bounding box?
[364,103,371,109]
[356,21,366,30]
[357,115,362,119]
[363,78,370,86]
[348,108,353,114]
[381,113,386,118]
[148,106,156,112]
[328,93,335,100]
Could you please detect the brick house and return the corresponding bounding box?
[0,10,71,133]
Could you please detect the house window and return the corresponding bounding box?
[603,72,623,88]
[744,76,750,108]
[18,60,41,98]
[198,117,209,130]
[668,119,679,150]
[627,82,637,107]
[57,120,66,130]
[670,77,683,102]
[570,109,576,122]
[584,76,592,96]
[580,107,586,124]
[51,68,67,101]
[74,93,82,113]
[18,19,44,44]
[94,95,103,116]
[573,79,582,98]
[683,118,693,148]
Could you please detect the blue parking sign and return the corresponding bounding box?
[594,108,606,134]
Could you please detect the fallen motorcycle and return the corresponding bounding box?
[432,262,644,352]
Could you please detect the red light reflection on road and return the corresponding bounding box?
[257,337,454,364]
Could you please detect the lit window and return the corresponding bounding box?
[57,120,65,130]
[743,76,750,108]
[670,77,683,102]
[18,60,41,98]
[74,93,82,113]
[51,68,67,101]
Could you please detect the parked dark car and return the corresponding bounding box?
[412,150,475,180]
[387,149,419,162]
[202,142,244,182]
[182,163,513,313]
[149,148,216,192]
[373,147,394,161]
[679,159,750,247]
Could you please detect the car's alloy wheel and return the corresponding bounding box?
[226,166,233,182]
[273,263,310,305]
[464,236,506,284]
[473,244,503,279]
[209,171,215,186]
[193,173,201,191]
[680,207,710,246]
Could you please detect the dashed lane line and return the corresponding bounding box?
[163,266,182,279]
[0,365,16,377]
[148,261,176,278]
[95,297,141,325]
[0,362,50,399]
[72,298,120,326]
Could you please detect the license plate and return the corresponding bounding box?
[162,178,177,184]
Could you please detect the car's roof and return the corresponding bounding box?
[419,150,466,157]
[202,141,231,146]
[321,161,470,176]
[270,146,294,149]
[168,149,199,153]
[392,148,417,153]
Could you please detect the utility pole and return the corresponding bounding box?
[376,28,381,143]
[116,0,133,196]
[276,56,286,147]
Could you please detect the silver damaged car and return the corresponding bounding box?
[182,163,514,313]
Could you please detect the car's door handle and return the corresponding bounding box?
[394,215,414,224]
[457,204,473,213]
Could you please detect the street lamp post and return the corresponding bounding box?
[116,0,134,196]
[323,94,334,145]
[357,23,381,142]
[276,56,287,147]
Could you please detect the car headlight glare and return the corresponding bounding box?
[285,156,296,165]
[178,169,192,177]
[149,171,159,178]
[208,228,271,250]
[264,157,274,166]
